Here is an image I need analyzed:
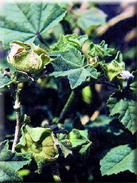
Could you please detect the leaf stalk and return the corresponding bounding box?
[59,90,75,123]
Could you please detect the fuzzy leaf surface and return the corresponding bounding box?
[0,3,66,49]
[50,48,98,89]
[0,140,31,182]
[100,144,137,176]
[0,70,12,88]
[51,34,88,51]
[88,40,114,60]
[107,90,137,134]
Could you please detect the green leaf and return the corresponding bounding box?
[130,81,137,91]
[52,23,64,40]
[0,70,12,89]
[106,51,125,81]
[85,115,124,136]
[88,40,114,60]
[57,133,72,158]
[69,129,89,148]
[51,34,88,51]
[79,143,91,155]
[100,144,137,176]
[8,111,16,121]
[85,115,115,128]
[16,125,59,174]
[75,7,106,33]
[57,2,69,10]
[107,90,137,134]
[65,13,76,30]
[0,3,66,49]
[69,128,92,154]
[0,140,31,182]
[129,70,137,93]
[50,48,98,89]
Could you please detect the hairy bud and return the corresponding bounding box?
[7,41,50,74]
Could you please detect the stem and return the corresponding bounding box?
[12,85,21,153]
[36,32,50,52]
[102,80,119,89]
[58,78,118,124]
[59,90,75,123]
[12,111,20,152]
[50,161,61,182]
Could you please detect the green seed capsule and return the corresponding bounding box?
[7,41,50,74]
[17,125,59,166]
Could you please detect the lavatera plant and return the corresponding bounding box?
[0,2,136,182]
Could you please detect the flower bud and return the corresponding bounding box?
[7,41,50,74]
[106,60,125,82]
[119,70,134,80]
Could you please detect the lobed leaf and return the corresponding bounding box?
[0,3,66,49]
[0,140,31,182]
[50,48,98,89]
[69,128,92,155]
[100,144,137,176]
[57,133,72,158]
[75,7,107,33]
[51,34,88,51]
[107,90,137,134]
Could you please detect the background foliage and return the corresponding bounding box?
[0,2,136,182]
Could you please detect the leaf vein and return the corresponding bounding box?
[16,3,37,32]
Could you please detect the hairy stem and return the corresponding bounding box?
[12,86,21,153]
[12,111,20,153]
[50,161,61,182]
[59,90,75,123]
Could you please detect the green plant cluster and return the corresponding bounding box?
[0,2,136,182]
